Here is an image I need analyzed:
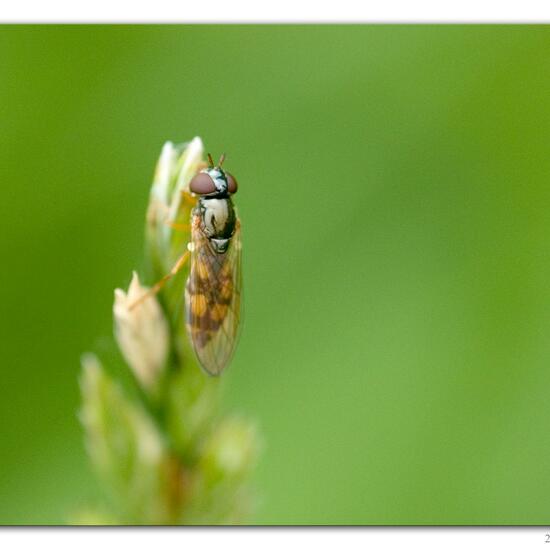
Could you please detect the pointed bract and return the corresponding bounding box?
[113,272,169,390]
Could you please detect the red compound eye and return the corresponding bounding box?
[190,172,216,195]
[226,173,238,194]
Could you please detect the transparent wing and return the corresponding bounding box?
[185,215,242,375]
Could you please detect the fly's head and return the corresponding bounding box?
[189,153,238,254]
[189,153,238,199]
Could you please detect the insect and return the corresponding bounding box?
[131,153,242,376]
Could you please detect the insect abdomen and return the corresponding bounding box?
[185,252,233,347]
[185,214,241,376]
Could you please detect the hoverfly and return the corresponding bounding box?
[131,153,242,376]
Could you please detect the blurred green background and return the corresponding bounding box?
[1,25,550,525]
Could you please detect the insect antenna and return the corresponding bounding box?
[207,153,214,168]
[218,153,226,167]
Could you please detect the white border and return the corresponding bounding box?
[0,4,548,549]
[0,0,550,23]
[0,527,547,550]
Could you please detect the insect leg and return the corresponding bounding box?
[163,191,197,232]
[152,192,196,230]
[128,249,191,311]
[180,190,198,207]
[164,220,191,231]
